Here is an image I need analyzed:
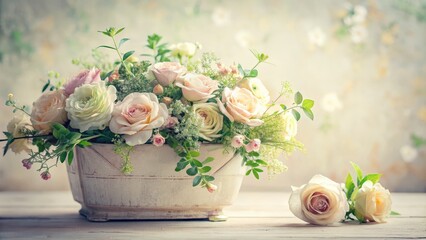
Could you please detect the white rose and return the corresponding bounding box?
[169,42,198,57]
[282,112,298,140]
[216,87,263,127]
[109,93,168,146]
[6,113,35,154]
[354,181,392,223]
[65,82,117,132]
[192,103,223,141]
[289,175,349,225]
[175,73,218,102]
[238,78,270,105]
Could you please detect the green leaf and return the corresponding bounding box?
[294,92,303,104]
[67,150,74,165]
[192,175,202,187]
[118,38,129,48]
[186,166,198,176]
[252,170,260,179]
[188,150,200,158]
[238,64,245,76]
[192,159,203,167]
[42,80,50,92]
[68,132,82,145]
[97,45,115,50]
[115,27,125,35]
[255,159,268,166]
[302,99,314,109]
[350,161,363,185]
[77,140,91,148]
[245,169,252,176]
[248,151,260,157]
[280,104,287,110]
[254,168,263,173]
[202,157,214,164]
[204,175,215,181]
[175,161,189,171]
[390,211,400,216]
[302,107,314,120]
[122,50,135,61]
[345,173,355,199]
[292,109,301,121]
[59,151,67,163]
[248,69,258,78]
[359,173,381,186]
[199,166,212,173]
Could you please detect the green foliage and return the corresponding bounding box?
[142,34,171,62]
[113,139,134,174]
[411,134,426,148]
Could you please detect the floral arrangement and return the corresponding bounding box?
[289,162,397,226]
[1,27,314,191]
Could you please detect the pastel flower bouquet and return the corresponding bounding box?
[1,27,314,192]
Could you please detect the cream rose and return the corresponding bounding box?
[109,93,168,146]
[282,112,298,140]
[216,87,263,127]
[7,113,35,154]
[30,89,68,133]
[238,78,270,105]
[354,181,392,223]
[169,42,198,57]
[289,175,349,226]
[151,62,187,86]
[65,82,117,132]
[192,103,223,141]
[175,73,218,102]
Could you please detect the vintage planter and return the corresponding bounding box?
[66,143,245,221]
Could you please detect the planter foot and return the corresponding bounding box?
[208,211,228,222]
[79,208,109,222]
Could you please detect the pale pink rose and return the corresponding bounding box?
[41,171,51,180]
[152,134,165,147]
[231,135,245,148]
[244,139,261,152]
[151,62,187,86]
[109,93,169,146]
[175,73,218,102]
[162,116,179,129]
[63,68,101,96]
[31,89,68,134]
[216,87,263,127]
[206,182,218,193]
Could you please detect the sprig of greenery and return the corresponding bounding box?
[237,51,269,79]
[242,150,268,179]
[264,91,315,121]
[141,34,171,62]
[5,94,30,116]
[97,27,135,78]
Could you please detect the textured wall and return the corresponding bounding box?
[0,0,425,192]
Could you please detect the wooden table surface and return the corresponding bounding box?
[0,191,425,239]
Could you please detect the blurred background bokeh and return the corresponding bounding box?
[0,0,425,192]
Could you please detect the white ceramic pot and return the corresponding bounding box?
[66,143,245,221]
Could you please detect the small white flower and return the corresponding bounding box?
[308,27,327,47]
[235,30,254,48]
[400,145,418,162]
[211,7,230,26]
[350,25,368,44]
[321,93,343,113]
[353,5,368,23]
[282,112,298,141]
[169,42,198,58]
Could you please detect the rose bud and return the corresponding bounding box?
[153,84,164,95]
[152,133,165,147]
[231,135,245,148]
[162,97,173,106]
[41,171,51,180]
[125,55,139,63]
[108,71,120,82]
[245,139,261,152]
[21,159,32,170]
[206,182,218,193]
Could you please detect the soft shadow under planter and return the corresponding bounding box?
[66,143,245,221]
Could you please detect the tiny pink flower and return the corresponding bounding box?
[206,182,218,193]
[108,71,120,82]
[21,159,32,170]
[63,68,101,97]
[245,139,261,152]
[41,171,51,180]
[152,134,165,147]
[162,116,179,129]
[231,135,245,148]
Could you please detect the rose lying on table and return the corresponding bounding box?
[289,162,397,226]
